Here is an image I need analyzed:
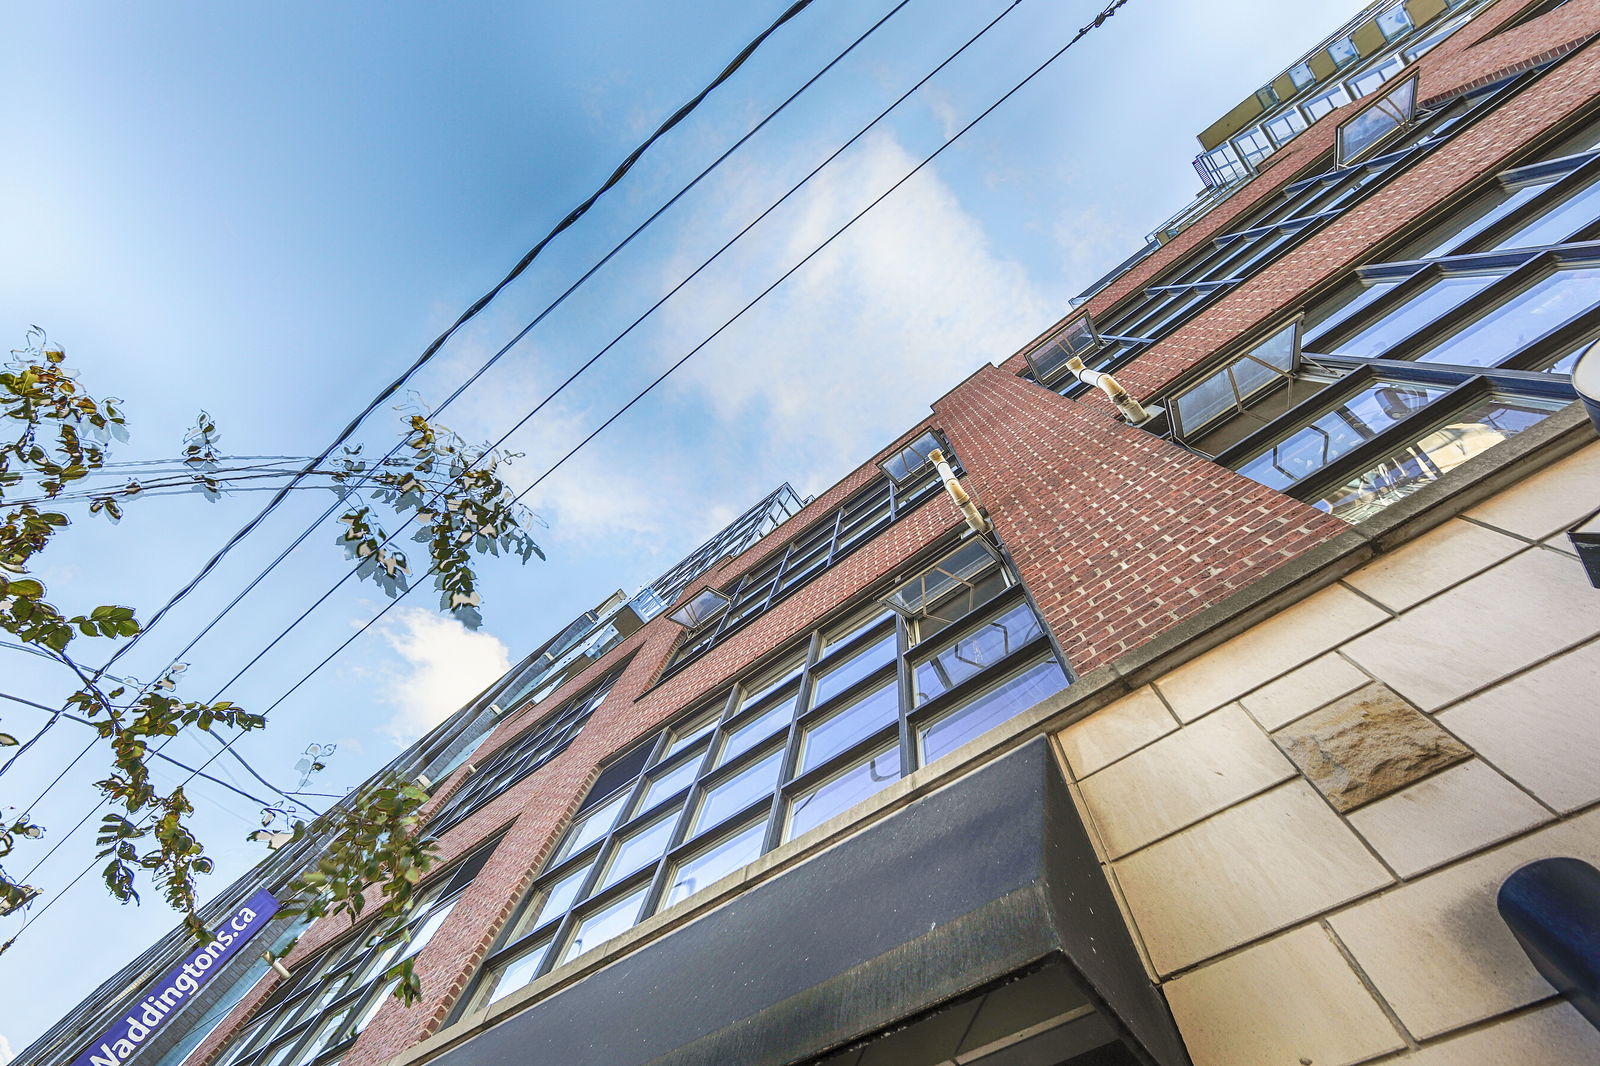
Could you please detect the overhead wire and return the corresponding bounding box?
[8,0,1133,947]
[0,0,853,800]
[0,0,912,892]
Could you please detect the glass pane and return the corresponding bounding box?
[808,630,896,708]
[1234,381,1449,490]
[659,708,718,761]
[479,938,553,1009]
[822,602,895,650]
[740,653,804,707]
[693,747,784,834]
[526,863,591,931]
[663,819,767,908]
[914,601,1044,706]
[881,540,994,616]
[1411,182,1549,259]
[1332,273,1501,357]
[395,901,455,962]
[1305,84,1350,120]
[881,431,941,483]
[559,886,650,964]
[1176,369,1239,434]
[797,680,898,775]
[786,747,902,841]
[1265,108,1307,146]
[1312,396,1557,522]
[1498,179,1600,249]
[716,691,798,766]
[598,806,681,891]
[1304,277,1404,338]
[915,567,1008,643]
[634,756,701,814]
[1417,267,1600,366]
[918,659,1070,765]
[551,791,626,864]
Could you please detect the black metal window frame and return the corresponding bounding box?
[662,435,953,675]
[1023,66,1550,396]
[457,538,1071,1020]
[424,661,630,836]
[210,839,500,1066]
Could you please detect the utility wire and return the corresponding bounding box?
[0,0,840,797]
[15,0,1139,921]
[0,691,284,809]
[10,0,1133,946]
[0,0,907,888]
[179,0,1137,835]
[72,0,825,686]
[152,0,1026,727]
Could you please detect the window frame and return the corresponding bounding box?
[458,542,1068,1018]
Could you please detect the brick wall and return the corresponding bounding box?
[932,366,1347,674]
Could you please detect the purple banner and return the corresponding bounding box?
[73,890,280,1066]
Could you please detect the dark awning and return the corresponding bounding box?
[428,737,1190,1066]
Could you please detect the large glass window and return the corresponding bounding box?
[666,444,951,672]
[210,842,498,1066]
[463,542,1068,1011]
[424,661,627,835]
[1035,70,1544,398]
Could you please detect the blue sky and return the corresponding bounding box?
[0,0,1365,1052]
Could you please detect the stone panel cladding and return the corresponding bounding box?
[1001,0,1600,399]
[933,366,1347,674]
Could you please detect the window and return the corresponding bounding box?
[667,587,729,630]
[462,543,1068,1011]
[211,842,498,1066]
[878,429,945,485]
[1156,113,1600,520]
[665,447,952,672]
[1042,70,1543,403]
[1337,75,1417,165]
[424,662,627,834]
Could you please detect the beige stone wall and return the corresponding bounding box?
[1053,441,1600,1066]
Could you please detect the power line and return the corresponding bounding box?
[0,0,906,892]
[0,690,285,810]
[71,0,826,686]
[152,0,1027,724]
[178,0,1137,838]
[0,0,847,806]
[8,0,1133,948]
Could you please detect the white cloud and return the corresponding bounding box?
[667,130,1055,493]
[0,1032,14,1066]
[374,606,511,745]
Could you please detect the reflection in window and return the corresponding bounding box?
[1235,382,1448,490]
[786,746,902,841]
[808,630,896,708]
[560,887,649,964]
[1498,179,1600,249]
[664,820,766,907]
[798,680,898,774]
[914,602,1043,705]
[476,938,553,1011]
[919,659,1069,764]
[1416,267,1600,366]
[693,747,784,835]
[1330,273,1499,357]
[715,693,797,766]
[599,807,682,890]
[1312,395,1559,521]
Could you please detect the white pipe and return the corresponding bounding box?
[1066,357,1155,425]
[927,449,990,535]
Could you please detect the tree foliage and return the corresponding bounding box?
[0,329,538,985]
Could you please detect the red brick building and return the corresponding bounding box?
[35,0,1600,1063]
